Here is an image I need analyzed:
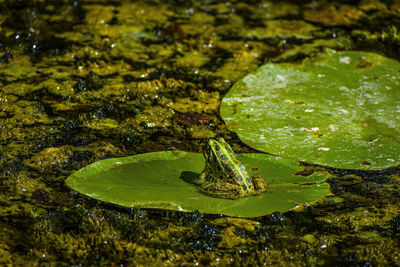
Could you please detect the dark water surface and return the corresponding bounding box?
[1,0,400,265]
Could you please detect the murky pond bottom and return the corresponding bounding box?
[1,0,399,265]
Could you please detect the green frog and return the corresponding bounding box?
[195,137,268,199]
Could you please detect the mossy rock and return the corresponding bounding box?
[221,50,400,170]
[66,151,329,218]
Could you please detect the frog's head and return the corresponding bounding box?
[204,138,231,162]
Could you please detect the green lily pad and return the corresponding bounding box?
[66,151,329,218]
[221,50,400,170]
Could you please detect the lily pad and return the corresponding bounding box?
[66,151,329,218]
[221,50,400,170]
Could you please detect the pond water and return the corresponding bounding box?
[1,0,399,265]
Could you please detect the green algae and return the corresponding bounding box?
[242,20,317,41]
[303,4,364,26]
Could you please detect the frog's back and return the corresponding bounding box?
[213,138,254,191]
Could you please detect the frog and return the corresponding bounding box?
[194,137,268,199]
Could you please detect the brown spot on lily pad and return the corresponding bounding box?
[356,58,373,68]
[361,160,372,166]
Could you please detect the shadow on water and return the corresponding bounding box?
[179,171,200,186]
